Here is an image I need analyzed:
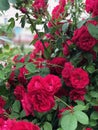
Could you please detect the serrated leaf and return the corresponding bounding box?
[20,110,26,118]
[43,122,52,130]
[26,62,36,73]
[74,111,89,125]
[12,100,21,113]
[16,62,24,69]
[61,113,77,130]
[89,91,98,98]
[62,23,69,33]
[90,111,98,120]
[86,65,95,73]
[10,112,20,119]
[74,105,86,111]
[88,24,98,40]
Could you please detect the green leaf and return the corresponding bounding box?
[12,100,21,113]
[20,16,26,28]
[10,112,20,119]
[26,62,36,73]
[16,62,24,69]
[61,113,77,130]
[89,120,97,127]
[88,24,98,40]
[57,128,63,130]
[74,111,89,125]
[7,18,15,31]
[62,23,69,33]
[43,122,52,130]
[40,67,50,77]
[74,105,87,111]
[9,0,16,4]
[0,0,10,11]
[90,111,98,120]
[77,20,87,28]
[86,65,95,73]
[20,110,26,118]
[89,91,98,98]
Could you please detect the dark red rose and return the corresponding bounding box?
[69,89,86,101]
[27,75,45,93]
[49,57,66,75]
[63,44,70,56]
[93,106,98,112]
[70,68,89,89]
[2,119,40,130]
[86,128,93,130]
[93,0,98,17]
[52,5,65,20]
[62,62,74,87]
[14,85,25,100]
[32,0,47,12]
[20,7,27,13]
[21,93,34,116]
[0,118,4,129]
[85,0,94,13]
[30,91,55,112]
[44,74,62,95]
[72,26,97,51]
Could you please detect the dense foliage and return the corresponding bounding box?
[0,0,98,130]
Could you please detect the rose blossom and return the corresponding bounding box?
[49,57,66,75]
[62,62,74,87]
[70,68,89,89]
[69,89,86,101]
[52,5,65,20]
[27,75,45,93]
[30,92,55,112]
[32,0,47,12]
[72,25,97,51]
[44,74,62,95]
[86,128,93,130]
[2,119,40,130]
[85,0,94,13]
[14,85,25,100]
[21,93,34,116]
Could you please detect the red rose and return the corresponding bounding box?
[30,92,55,112]
[52,5,65,20]
[27,75,45,93]
[32,0,47,12]
[62,62,74,87]
[2,119,40,130]
[72,26,97,51]
[14,85,25,100]
[69,89,86,101]
[86,128,93,130]
[0,118,4,129]
[85,0,94,13]
[59,0,66,7]
[44,74,62,95]
[93,0,98,17]
[49,57,66,75]
[63,44,70,56]
[70,68,89,89]
[21,93,34,116]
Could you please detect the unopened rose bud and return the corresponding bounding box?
[20,7,27,13]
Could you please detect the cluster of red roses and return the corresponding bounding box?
[0,0,98,129]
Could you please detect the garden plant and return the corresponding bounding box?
[0,0,98,130]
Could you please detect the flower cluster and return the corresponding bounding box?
[0,0,98,130]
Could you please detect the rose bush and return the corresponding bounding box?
[0,0,98,130]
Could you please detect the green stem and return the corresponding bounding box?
[26,13,49,55]
[54,96,73,110]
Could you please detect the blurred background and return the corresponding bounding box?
[0,0,59,45]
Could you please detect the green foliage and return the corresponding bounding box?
[0,0,10,11]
